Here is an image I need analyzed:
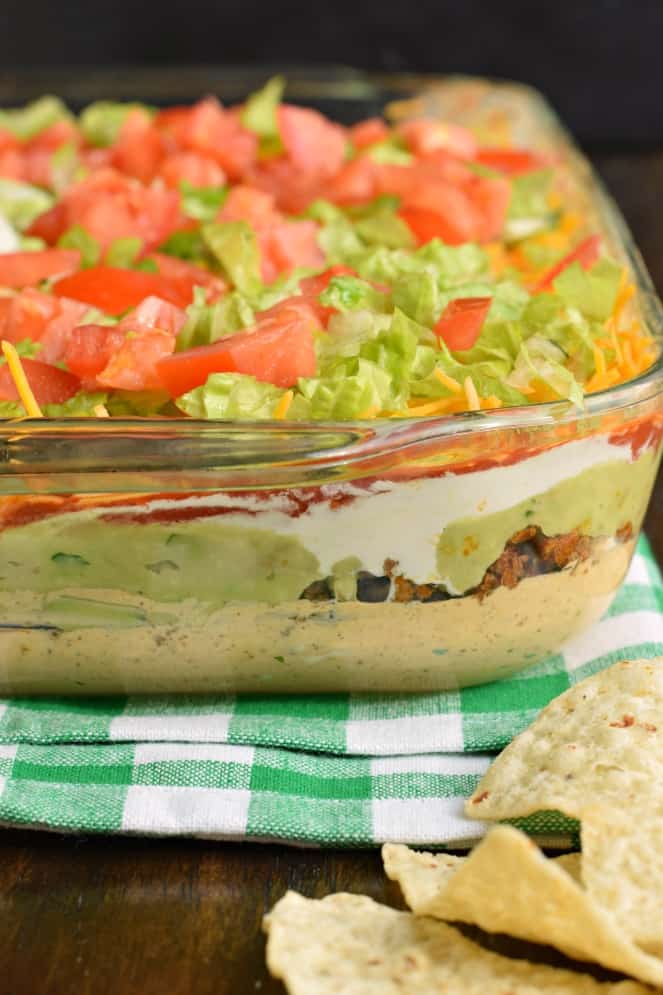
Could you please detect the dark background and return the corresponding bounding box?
[2,0,663,147]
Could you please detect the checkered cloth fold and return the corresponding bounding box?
[0,534,660,847]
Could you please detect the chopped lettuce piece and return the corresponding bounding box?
[176,373,284,419]
[0,96,72,141]
[507,334,584,406]
[296,358,392,419]
[79,101,152,147]
[180,182,228,222]
[158,229,209,262]
[319,275,389,314]
[0,390,110,419]
[202,220,262,296]
[105,390,174,416]
[0,213,20,253]
[354,210,414,250]
[0,179,54,231]
[241,75,285,156]
[57,225,101,268]
[366,139,413,165]
[176,287,255,351]
[553,258,622,321]
[392,271,439,327]
[50,141,84,194]
[105,236,143,269]
[507,169,553,221]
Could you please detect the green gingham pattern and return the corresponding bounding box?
[0,533,660,847]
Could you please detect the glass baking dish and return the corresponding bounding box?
[0,70,661,694]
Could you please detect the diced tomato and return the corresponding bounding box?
[148,253,226,303]
[0,249,81,289]
[64,324,127,386]
[24,120,80,153]
[398,203,475,247]
[349,118,390,149]
[218,184,282,228]
[0,128,20,153]
[534,234,602,292]
[0,289,91,363]
[397,119,477,160]
[111,109,165,184]
[53,265,194,313]
[434,297,492,351]
[159,152,226,189]
[258,220,324,284]
[97,328,176,391]
[474,147,551,175]
[277,105,347,179]
[465,174,511,242]
[36,296,92,363]
[118,295,187,336]
[323,155,380,206]
[160,98,258,180]
[0,149,25,180]
[157,298,318,395]
[0,289,56,343]
[27,169,184,250]
[0,357,80,404]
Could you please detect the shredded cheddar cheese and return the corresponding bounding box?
[433,367,462,393]
[273,390,294,420]
[1,341,42,417]
[463,376,480,412]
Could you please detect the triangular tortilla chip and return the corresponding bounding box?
[465,660,663,822]
[581,806,663,957]
[382,826,663,987]
[264,890,650,994]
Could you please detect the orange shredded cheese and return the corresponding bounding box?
[463,375,480,412]
[593,345,607,378]
[1,341,42,417]
[273,390,294,420]
[433,367,462,393]
[357,405,380,419]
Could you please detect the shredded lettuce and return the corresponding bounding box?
[0,96,72,141]
[180,182,228,222]
[319,275,389,314]
[553,258,622,321]
[507,334,584,406]
[365,139,413,166]
[105,236,143,269]
[240,76,285,156]
[0,179,54,231]
[202,221,262,296]
[0,390,109,419]
[105,391,174,416]
[79,101,153,148]
[176,373,284,419]
[0,213,20,253]
[176,287,255,351]
[57,225,101,268]
[158,229,209,262]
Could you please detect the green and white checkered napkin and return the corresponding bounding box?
[0,534,661,848]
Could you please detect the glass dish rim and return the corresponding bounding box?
[0,69,662,454]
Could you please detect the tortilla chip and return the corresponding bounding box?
[382,827,663,987]
[264,890,650,994]
[581,806,663,957]
[465,659,663,822]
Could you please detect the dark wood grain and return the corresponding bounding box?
[1,150,663,995]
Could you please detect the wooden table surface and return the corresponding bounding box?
[2,150,663,995]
